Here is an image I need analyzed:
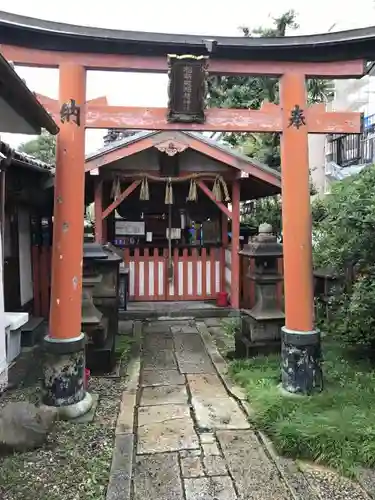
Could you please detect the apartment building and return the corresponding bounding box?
[309,12,375,195]
[324,76,375,192]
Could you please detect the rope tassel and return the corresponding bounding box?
[110,178,116,199]
[212,176,222,202]
[139,176,150,201]
[219,176,231,203]
[165,178,173,204]
[187,177,198,202]
[111,177,121,200]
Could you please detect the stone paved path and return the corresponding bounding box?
[107,319,373,500]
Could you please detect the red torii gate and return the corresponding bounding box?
[0,13,368,413]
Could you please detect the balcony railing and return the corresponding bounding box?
[326,133,375,167]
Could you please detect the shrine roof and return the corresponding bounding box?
[86,130,279,176]
[0,51,59,135]
[0,11,375,63]
[85,130,281,199]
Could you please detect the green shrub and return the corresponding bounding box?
[341,270,375,346]
[313,165,375,347]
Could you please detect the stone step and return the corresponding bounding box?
[119,306,233,321]
[20,317,46,347]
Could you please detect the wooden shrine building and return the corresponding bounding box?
[85,131,281,304]
[1,143,55,316]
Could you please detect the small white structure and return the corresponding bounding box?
[0,52,58,393]
[5,312,29,364]
[325,161,367,182]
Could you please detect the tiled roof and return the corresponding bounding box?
[0,141,54,174]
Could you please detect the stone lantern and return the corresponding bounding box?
[81,271,108,348]
[91,244,122,341]
[313,267,345,322]
[236,223,284,357]
[83,243,122,373]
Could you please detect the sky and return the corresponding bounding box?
[1,0,375,152]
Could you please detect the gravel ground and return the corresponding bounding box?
[301,463,372,500]
[0,336,133,500]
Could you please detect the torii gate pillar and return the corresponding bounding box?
[42,63,93,419]
[280,72,321,394]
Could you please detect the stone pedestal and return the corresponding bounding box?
[42,333,93,419]
[236,224,284,357]
[281,327,323,395]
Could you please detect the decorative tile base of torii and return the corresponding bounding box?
[0,16,367,410]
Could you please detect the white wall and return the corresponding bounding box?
[332,77,372,114]
[308,135,327,196]
[18,208,33,306]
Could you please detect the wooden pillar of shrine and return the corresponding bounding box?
[102,180,110,244]
[43,63,93,418]
[231,179,240,309]
[279,72,322,395]
[221,212,228,246]
[221,212,228,293]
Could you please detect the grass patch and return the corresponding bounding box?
[115,335,134,363]
[220,317,240,337]
[230,339,375,477]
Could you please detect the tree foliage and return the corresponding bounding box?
[207,10,334,168]
[18,127,135,163]
[209,10,331,235]
[313,167,375,273]
[313,166,375,347]
[242,196,283,238]
[18,130,56,164]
